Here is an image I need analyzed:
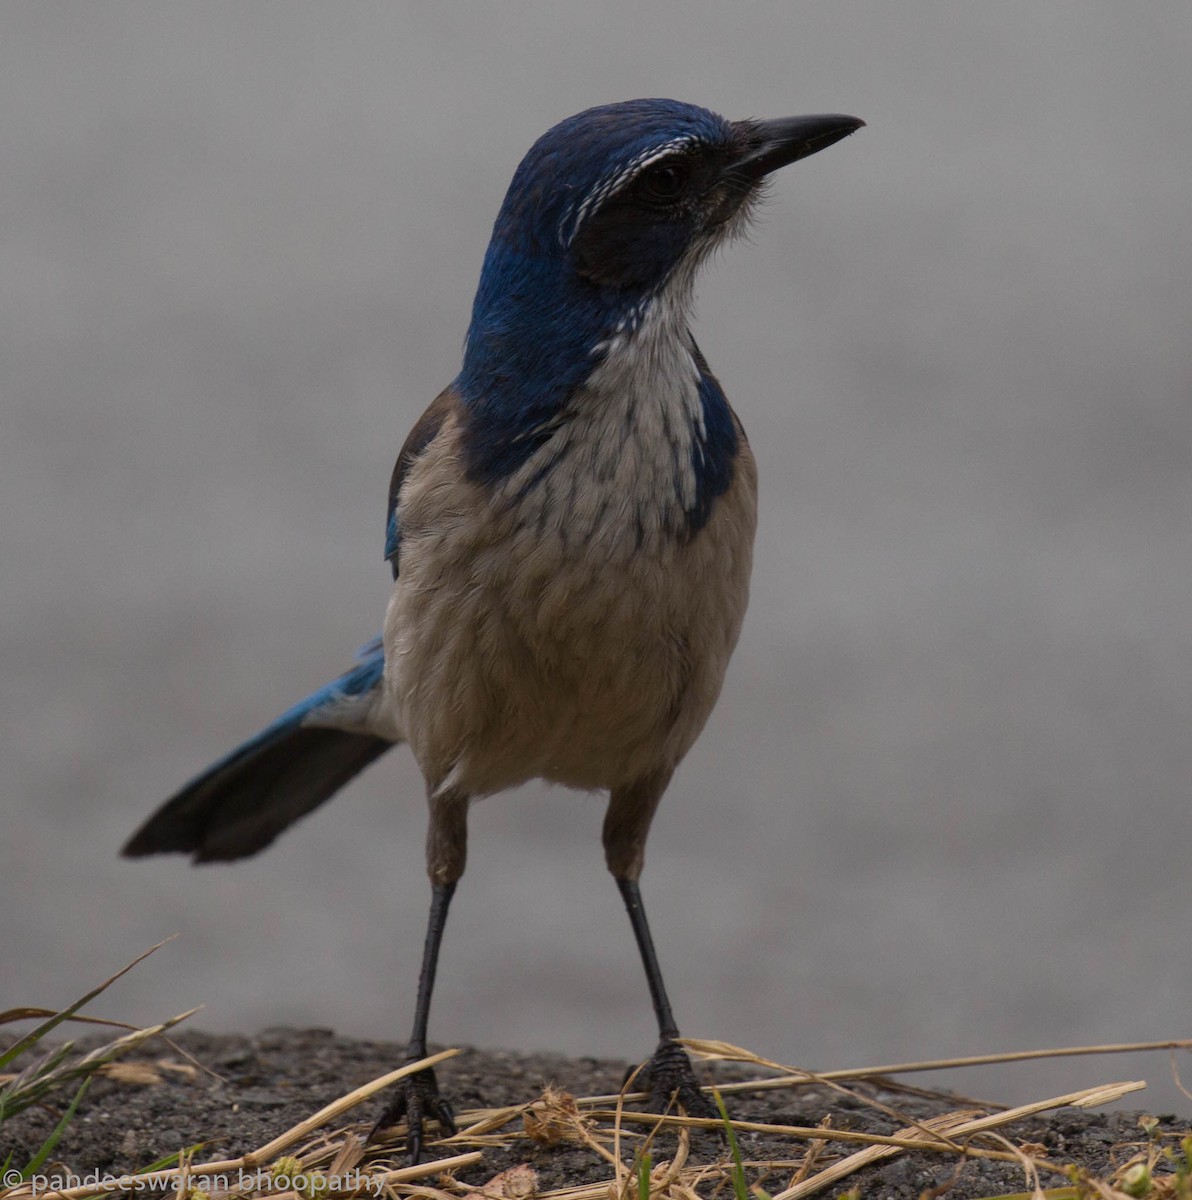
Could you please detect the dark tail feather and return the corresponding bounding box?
[125,636,394,863]
[124,725,393,862]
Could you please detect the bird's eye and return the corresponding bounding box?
[637,160,690,204]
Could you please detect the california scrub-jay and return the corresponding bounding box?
[125,98,863,1160]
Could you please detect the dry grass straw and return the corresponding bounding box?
[6,1032,1192,1200]
[4,949,1191,1200]
[1,939,203,1127]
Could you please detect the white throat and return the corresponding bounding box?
[493,274,707,550]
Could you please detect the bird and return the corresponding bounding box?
[123,98,863,1161]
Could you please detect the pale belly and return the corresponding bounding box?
[383,425,757,799]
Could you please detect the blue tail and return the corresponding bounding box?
[124,638,394,862]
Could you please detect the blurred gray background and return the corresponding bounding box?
[4,4,1190,1117]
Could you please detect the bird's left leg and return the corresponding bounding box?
[604,770,716,1119]
[372,789,468,1162]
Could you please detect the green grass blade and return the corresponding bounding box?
[636,1150,652,1200]
[19,1076,91,1178]
[137,1144,206,1174]
[0,938,175,1071]
[714,1089,753,1200]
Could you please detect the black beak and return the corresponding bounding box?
[731,113,865,180]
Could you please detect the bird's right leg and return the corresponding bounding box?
[371,790,468,1163]
[604,771,716,1120]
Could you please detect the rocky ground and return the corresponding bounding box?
[4,1029,1189,1199]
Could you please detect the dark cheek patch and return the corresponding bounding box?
[573,204,694,288]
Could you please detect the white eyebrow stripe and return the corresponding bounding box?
[563,135,697,247]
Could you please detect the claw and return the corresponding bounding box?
[640,1038,717,1120]
[369,1064,457,1164]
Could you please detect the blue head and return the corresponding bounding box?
[456,99,863,485]
[490,99,741,288]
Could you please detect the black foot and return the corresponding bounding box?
[639,1038,717,1119]
[369,1064,456,1164]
